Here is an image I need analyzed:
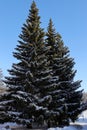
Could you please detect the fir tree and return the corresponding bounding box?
[46,19,86,127]
[0,1,56,128]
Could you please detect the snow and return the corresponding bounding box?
[12,94,27,102]
[48,116,87,130]
[48,126,76,130]
[38,95,52,104]
[0,100,13,105]
[0,115,87,130]
[29,102,47,111]
[0,122,22,130]
[80,110,87,118]
[7,111,21,116]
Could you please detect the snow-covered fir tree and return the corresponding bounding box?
[0,1,58,128]
[46,19,87,127]
[0,2,87,129]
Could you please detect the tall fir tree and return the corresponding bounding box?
[0,1,58,128]
[45,19,86,127]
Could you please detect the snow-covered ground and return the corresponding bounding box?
[48,116,87,130]
[0,111,87,130]
[0,122,23,130]
[0,120,87,130]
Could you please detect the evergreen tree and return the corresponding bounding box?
[46,19,86,127]
[0,1,57,128]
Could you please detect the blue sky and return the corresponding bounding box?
[0,0,87,91]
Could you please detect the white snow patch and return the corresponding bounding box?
[48,126,77,130]
[1,117,87,130]
[0,122,22,130]
[48,117,87,130]
[80,110,87,118]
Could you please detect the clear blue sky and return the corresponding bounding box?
[0,0,87,91]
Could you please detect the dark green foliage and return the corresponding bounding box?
[0,1,48,128]
[46,19,84,126]
[0,1,86,129]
